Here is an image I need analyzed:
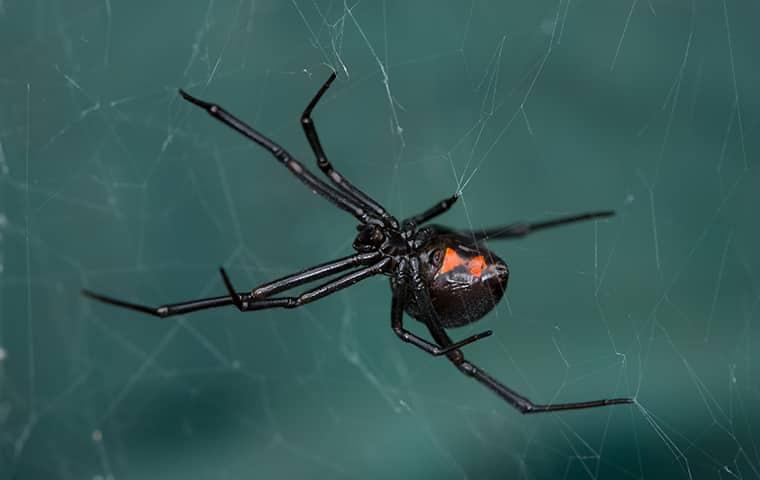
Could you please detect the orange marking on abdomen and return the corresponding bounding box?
[440,247,465,274]
[468,255,486,277]
[439,248,488,278]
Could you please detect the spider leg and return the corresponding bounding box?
[406,257,632,413]
[219,258,391,311]
[402,194,459,230]
[470,210,614,241]
[250,251,380,298]
[391,286,492,355]
[301,72,398,228]
[82,252,381,318]
[82,289,236,318]
[425,320,633,413]
[178,89,379,225]
[218,267,244,309]
[390,259,492,355]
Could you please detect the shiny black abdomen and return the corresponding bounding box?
[394,231,509,328]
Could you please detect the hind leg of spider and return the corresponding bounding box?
[423,314,633,414]
[300,72,397,228]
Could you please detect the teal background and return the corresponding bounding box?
[2,1,759,479]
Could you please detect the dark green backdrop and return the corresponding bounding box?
[2,1,759,479]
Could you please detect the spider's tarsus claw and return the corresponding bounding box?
[81,288,115,304]
[178,88,193,101]
[179,89,213,110]
[460,329,492,346]
[81,289,162,317]
[474,329,493,340]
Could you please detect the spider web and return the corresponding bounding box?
[1,0,760,478]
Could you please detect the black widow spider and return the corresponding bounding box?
[83,72,633,414]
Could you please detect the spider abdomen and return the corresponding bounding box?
[403,236,510,328]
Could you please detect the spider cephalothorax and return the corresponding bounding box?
[83,72,632,414]
[353,223,400,254]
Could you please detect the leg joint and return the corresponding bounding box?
[392,326,408,341]
[284,297,301,309]
[454,358,473,374]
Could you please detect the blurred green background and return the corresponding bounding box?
[1,1,759,479]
